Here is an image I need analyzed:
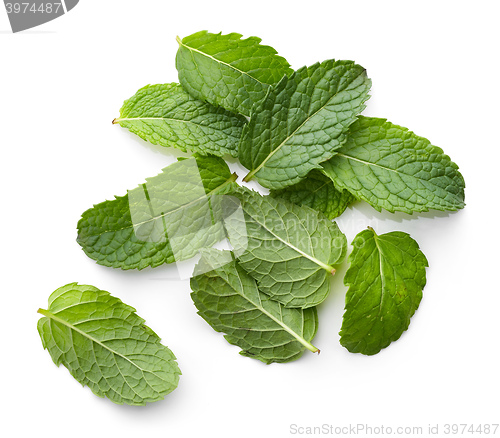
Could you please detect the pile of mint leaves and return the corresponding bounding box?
[37,31,465,406]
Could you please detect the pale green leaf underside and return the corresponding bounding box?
[176,30,292,116]
[77,155,238,270]
[340,228,428,355]
[225,187,347,308]
[113,83,246,158]
[190,250,319,364]
[322,116,466,213]
[37,283,181,405]
[239,59,371,190]
[270,170,356,220]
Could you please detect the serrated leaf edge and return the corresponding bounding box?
[341,227,428,355]
[177,34,267,86]
[324,117,465,214]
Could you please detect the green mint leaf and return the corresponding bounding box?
[190,250,319,364]
[37,283,181,405]
[321,116,466,213]
[239,59,371,190]
[77,154,238,270]
[270,170,356,220]
[225,187,347,308]
[113,83,246,158]
[176,31,292,116]
[340,228,428,355]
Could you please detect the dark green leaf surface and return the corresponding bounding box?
[322,116,466,213]
[340,228,428,355]
[113,83,246,157]
[270,170,356,220]
[225,187,347,308]
[77,155,238,270]
[239,59,371,190]
[37,283,181,405]
[190,250,319,364]
[176,31,292,116]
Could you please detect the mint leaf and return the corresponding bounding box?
[37,283,181,405]
[77,154,238,270]
[340,228,428,355]
[225,187,347,308]
[190,250,319,363]
[322,116,466,213]
[113,83,246,157]
[176,31,292,116]
[239,59,371,190]
[270,170,356,220]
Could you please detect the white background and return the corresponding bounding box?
[1,1,499,437]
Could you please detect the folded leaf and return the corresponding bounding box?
[270,170,356,220]
[239,59,371,190]
[224,187,347,308]
[77,155,238,270]
[37,283,181,405]
[176,31,292,116]
[340,228,428,355]
[321,116,466,213]
[190,250,319,364]
[113,83,246,157]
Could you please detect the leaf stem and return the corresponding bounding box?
[242,170,255,183]
[306,343,320,354]
[256,305,319,353]
[213,172,238,193]
[321,263,336,276]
